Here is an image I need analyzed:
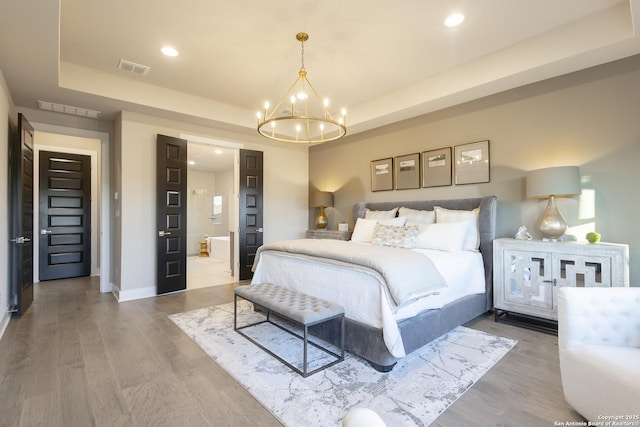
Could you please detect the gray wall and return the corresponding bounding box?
[310,55,640,284]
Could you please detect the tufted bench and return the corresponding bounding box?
[234,283,345,377]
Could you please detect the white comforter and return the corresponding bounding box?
[253,239,447,309]
[251,242,485,358]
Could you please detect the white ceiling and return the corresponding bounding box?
[1,0,640,139]
[188,142,234,174]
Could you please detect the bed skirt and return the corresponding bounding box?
[310,292,488,371]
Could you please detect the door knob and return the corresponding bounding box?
[158,231,173,237]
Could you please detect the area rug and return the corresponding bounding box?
[169,301,516,427]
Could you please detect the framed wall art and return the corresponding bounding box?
[454,140,490,185]
[421,147,452,187]
[394,153,420,190]
[370,157,394,191]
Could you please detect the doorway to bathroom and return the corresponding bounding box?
[186,142,236,289]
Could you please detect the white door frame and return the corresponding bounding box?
[32,122,112,293]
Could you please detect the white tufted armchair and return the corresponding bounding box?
[342,408,387,427]
[557,287,640,422]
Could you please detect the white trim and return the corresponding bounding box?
[115,285,158,302]
[0,311,10,341]
[180,133,244,149]
[31,122,112,293]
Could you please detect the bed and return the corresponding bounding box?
[250,196,497,371]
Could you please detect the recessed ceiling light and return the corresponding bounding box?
[444,13,465,27]
[214,149,223,155]
[161,46,179,57]
[188,160,195,165]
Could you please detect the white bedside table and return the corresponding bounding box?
[493,237,629,333]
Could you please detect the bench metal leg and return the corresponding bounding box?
[341,315,345,359]
[234,294,345,377]
[303,326,308,376]
[233,294,237,331]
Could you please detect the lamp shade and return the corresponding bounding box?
[310,191,333,208]
[526,166,581,199]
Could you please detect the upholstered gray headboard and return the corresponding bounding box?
[353,196,497,311]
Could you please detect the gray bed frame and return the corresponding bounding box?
[311,196,497,372]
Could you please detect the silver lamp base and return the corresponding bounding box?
[538,195,568,241]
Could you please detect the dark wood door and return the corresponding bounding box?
[156,134,187,294]
[238,149,263,280]
[38,151,91,281]
[9,113,34,315]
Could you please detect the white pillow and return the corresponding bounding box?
[398,207,435,225]
[414,222,469,251]
[372,224,418,249]
[381,216,406,227]
[434,206,480,251]
[351,218,378,242]
[365,208,398,220]
[351,216,407,243]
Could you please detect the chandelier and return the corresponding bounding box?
[257,32,346,144]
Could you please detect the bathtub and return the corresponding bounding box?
[206,236,230,262]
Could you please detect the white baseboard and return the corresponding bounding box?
[0,310,10,342]
[115,285,157,302]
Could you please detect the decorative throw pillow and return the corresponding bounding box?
[398,207,436,225]
[351,218,378,242]
[434,207,480,251]
[414,222,469,251]
[351,217,407,243]
[364,207,398,220]
[371,224,419,249]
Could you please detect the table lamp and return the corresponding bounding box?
[310,191,333,229]
[526,166,581,241]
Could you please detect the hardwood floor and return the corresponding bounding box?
[0,276,584,427]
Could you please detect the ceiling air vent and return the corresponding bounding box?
[117,58,151,76]
[37,100,100,118]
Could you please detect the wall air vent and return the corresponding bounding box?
[117,58,151,76]
[37,100,100,118]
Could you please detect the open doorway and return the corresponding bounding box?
[186,142,236,289]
